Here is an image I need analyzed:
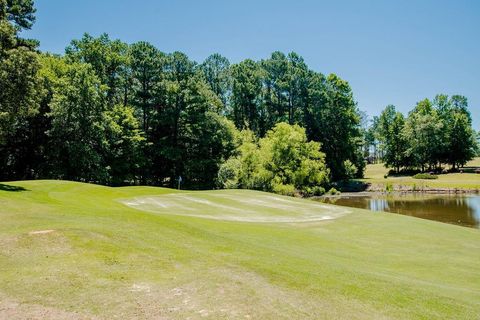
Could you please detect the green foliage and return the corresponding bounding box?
[218,123,330,196]
[377,106,408,172]
[103,104,145,185]
[200,53,231,105]
[412,173,438,180]
[343,160,358,180]
[0,0,41,179]
[372,95,477,173]
[65,33,129,106]
[0,0,36,30]
[2,0,475,192]
[385,182,393,192]
[47,61,108,181]
[216,157,241,189]
[307,73,365,180]
[326,187,340,195]
[230,59,264,134]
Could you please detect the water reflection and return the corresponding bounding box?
[318,194,480,229]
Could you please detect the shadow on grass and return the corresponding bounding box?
[0,183,28,192]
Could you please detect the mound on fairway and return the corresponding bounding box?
[0,180,479,319]
[121,190,349,223]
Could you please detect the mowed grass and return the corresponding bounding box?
[360,157,480,190]
[0,181,479,319]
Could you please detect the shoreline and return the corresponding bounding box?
[363,184,480,194]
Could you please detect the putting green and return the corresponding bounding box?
[121,190,350,223]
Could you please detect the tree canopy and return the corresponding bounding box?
[368,95,477,173]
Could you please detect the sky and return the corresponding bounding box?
[24,0,480,128]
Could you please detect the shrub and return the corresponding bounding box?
[219,123,330,197]
[303,186,326,197]
[272,183,296,196]
[385,182,393,192]
[412,173,438,180]
[327,187,340,195]
[216,158,241,188]
[342,160,357,180]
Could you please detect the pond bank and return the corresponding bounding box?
[313,192,480,229]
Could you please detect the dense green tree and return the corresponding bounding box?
[47,62,109,181]
[200,53,231,106]
[0,0,42,179]
[447,112,476,169]
[65,33,129,107]
[230,59,264,134]
[218,123,329,196]
[403,99,443,171]
[260,123,329,195]
[129,41,164,132]
[433,94,476,169]
[260,52,310,127]
[308,73,364,180]
[103,104,145,185]
[0,0,36,30]
[377,106,408,172]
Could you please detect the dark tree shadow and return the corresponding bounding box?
[0,183,28,192]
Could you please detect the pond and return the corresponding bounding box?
[317,193,480,229]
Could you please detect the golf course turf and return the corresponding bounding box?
[0,180,479,319]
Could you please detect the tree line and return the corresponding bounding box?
[3,1,476,194]
[1,1,365,194]
[365,96,478,173]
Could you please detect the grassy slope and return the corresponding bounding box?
[359,158,480,191]
[0,180,479,319]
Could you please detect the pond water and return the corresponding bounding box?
[317,193,480,229]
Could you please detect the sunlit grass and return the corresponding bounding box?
[0,180,479,319]
[360,158,480,190]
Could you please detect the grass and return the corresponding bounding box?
[359,158,480,191]
[0,180,479,319]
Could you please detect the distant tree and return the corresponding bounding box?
[230,59,264,134]
[261,51,289,126]
[476,131,480,157]
[404,99,443,171]
[129,41,164,133]
[446,111,476,169]
[377,106,408,172]
[377,105,396,149]
[200,53,231,106]
[433,94,476,169]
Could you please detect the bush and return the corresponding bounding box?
[343,160,357,180]
[272,183,296,196]
[219,123,330,197]
[327,187,340,195]
[303,186,326,197]
[385,182,393,192]
[412,173,438,180]
[216,158,241,188]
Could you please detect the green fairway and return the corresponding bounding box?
[0,181,479,319]
[358,158,480,191]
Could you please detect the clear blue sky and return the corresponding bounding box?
[24,0,480,128]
